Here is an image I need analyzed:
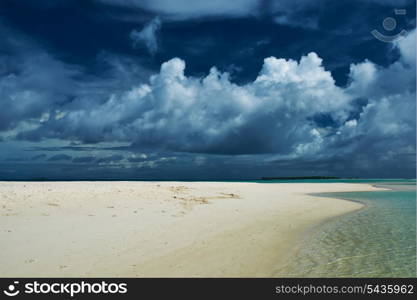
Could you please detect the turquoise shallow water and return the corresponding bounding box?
[257,179,416,184]
[273,180,416,277]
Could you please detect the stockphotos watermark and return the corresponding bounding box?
[2,280,128,297]
[371,9,407,42]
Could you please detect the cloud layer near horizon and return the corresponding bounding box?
[0,2,415,179]
[6,30,414,163]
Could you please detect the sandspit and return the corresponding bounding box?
[0,181,383,277]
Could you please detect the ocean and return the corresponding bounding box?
[273,180,416,277]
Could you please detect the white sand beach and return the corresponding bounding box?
[0,181,384,277]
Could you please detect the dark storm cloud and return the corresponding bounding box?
[96,0,258,20]
[0,0,415,179]
[0,21,81,132]
[29,146,105,152]
[1,0,414,85]
[15,35,414,158]
[5,156,29,162]
[72,156,96,163]
[31,154,47,161]
[96,0,415,29]
[47,154,72,161]
[96,155,124,164]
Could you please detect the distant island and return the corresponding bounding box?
[261,176,340,180]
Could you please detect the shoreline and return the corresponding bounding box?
[272,183,415,277]
[0,181,385,277]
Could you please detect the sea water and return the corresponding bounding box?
[273,180,416,277]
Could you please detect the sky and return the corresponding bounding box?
[0,0,415,180]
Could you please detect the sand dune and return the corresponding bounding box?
[0,181,383,277]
